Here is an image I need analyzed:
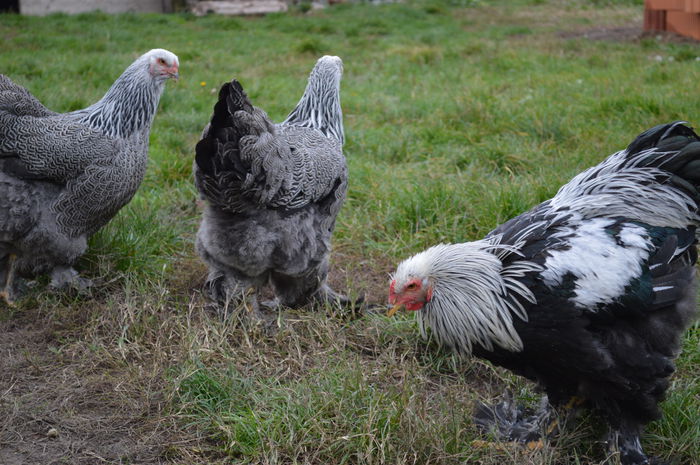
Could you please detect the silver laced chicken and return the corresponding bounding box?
[194,56,352,316]
[0,49,179,304]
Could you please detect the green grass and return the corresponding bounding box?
[2,0,699,463]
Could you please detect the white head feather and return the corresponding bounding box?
[75,48,179,138]
[392,238,541,354]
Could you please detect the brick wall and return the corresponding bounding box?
[645,0,700,40]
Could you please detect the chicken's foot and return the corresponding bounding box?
[49,266,93,292]
[472,394,583,450]
[0,253,17,306]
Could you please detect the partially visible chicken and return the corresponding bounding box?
[194,56,351,314]
[388,122,700,465]
[0,49,179,304]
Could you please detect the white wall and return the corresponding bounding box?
[20,0,172,15]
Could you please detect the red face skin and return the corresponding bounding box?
[389,278,433,312]
[151,57,179,81]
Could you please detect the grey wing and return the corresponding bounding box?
[52,161,132,237]
[0,112,119,183]
[0,75,57,118]
[254,124,347,210]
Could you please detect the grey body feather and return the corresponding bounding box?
[0,49,178,287]
[194,56,348,308]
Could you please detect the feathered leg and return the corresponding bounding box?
[606,421,652,465]
[204,269,266,322]
[0,253,18,305]
[49,266,93,292]
[270,257,361,311]
[473,395,583,450]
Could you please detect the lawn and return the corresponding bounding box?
[1,0,699,464]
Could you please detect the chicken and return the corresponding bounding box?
[194,56,350,314]
[0,49,179,304]
[388,122,700,465]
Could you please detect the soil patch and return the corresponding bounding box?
[0,249,392,464]
[0,318,177,465]
[560,25,700,44]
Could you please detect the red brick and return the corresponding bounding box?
[646,0,684,10]
[684,0,700,13]
[645,8,667,30]
[667,10,700,39]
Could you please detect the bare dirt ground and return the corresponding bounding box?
[0,252,390,464]
[0,317,179,464]
[560,24,700,44]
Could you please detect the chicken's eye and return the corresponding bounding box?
[406,283,418,291]
[157,58,166,66]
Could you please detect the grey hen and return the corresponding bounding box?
[194,55,350,314]
[0,49,179,304]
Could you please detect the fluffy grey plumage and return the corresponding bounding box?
[194,56,349,312]
[389,122,700,465]
[0,49,178,302]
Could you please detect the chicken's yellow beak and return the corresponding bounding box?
[387,303,403,317]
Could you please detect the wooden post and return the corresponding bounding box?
[192,0,288,16]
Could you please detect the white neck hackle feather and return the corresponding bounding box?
[73,49,177,139]
[283,55,344,145]
[393,238,542,354]
[551,146,698,229]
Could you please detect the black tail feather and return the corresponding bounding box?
[195,79,255,178]
[225,80,254,116]
[194,79,273,211]
[625,122,700,205]
[626,121,698,154]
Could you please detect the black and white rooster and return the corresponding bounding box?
[388,122,700,465]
